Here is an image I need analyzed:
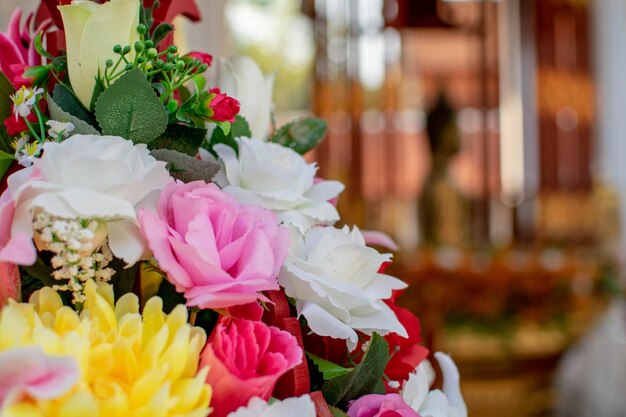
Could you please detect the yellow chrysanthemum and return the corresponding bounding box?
[0,280,212,417]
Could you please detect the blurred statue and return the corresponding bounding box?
[419,91,468,246]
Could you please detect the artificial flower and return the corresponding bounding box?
[228,395,316,417]
[0,262,20,307]
[0,346,79,410]
[139,181,289,309]
[4,134,171,265]
[15,141,43,168]
[401,353,467,417]
[46,120,75,140]
[0,190,36,266]
[186,51,213,68]
[348,393,419,417]
[59,0,141,108]
[0,280,212,416]
[278,225,407,350]
[383,298,430,391]
[217,56,275,140]
[10,86,44,119]
[200,317,302,417]
[207,87,240,122]
[0,9,50,88]
[213,137,344,234]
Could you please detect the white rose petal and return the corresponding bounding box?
[279,225,407,350]
[227,395,316,417]
[217,56,275,141]
[401,353,467,417]
[8,135,171,266]
[214,137,344,234]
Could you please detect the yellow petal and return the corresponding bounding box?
[58,391,100,417]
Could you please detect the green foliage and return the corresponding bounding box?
[47,95,100,136]
[270,117,327,154]
[0,71,15,154]
[150,123,207,156]
[329,406,349,417]
[95,68,168,144]
[321,334,390,408]
[155,278,187,314]
[51,84,97,127]
[151,23,174,46]
[109,258,139,300]
[204,115,251,157]
[307,353,351,380]
[150,149,220,183]
[0,149,13,182]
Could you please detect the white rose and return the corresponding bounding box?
[278,225,407,349]
[402,353,467,417]
[213,137,344,234]
[8,135,171,265]
[217,56,275,140]
[227,395,316,417]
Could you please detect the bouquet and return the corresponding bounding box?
[0,1,467,416]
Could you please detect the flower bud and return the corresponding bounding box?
[122,45,132,55]
[137,23,147,35]
[146,48,158,59]
[134,40,144,53]
[113,44,122,54]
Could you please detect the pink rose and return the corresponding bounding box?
[139,181,289,309]
[0,346,79,409]
[185,51,213,68]
[0,190,37,266]
[348,394,419,417]
[200,318,303,417]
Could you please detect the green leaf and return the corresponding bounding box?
[215,120,231,136]
[52,84,97,127]
[0,71,15,154]
[48,95,100,136]
[34,32,55,59]
[89,71,107,113]
[0,149,14,181]
[150,149,220,183]
[307,353,351,380]
[150,123,207,156]
[192,74,206,93]
[152,23,174,46]
[322,334,390,408]
[95,68,168,144]
[22,259,56,287]
[230,115,252,138]
[270,117,328,154]
[329,406,349,417]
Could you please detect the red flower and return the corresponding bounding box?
[3,99,47,136]
[208,88,240,123]
[383,299,429,391]
[186,51,213,68]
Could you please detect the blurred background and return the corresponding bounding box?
[4,0,626,416]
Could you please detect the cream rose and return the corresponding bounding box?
[59,0,140,108]
[213,137,344,234]
[7,135,171,265]
[278,225,407,349]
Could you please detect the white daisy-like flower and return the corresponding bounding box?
[46,120,75,140]
[10,86,44,119]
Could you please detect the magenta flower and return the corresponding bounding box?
[0,346,79,410]
[200,318,303,417]
[348,393,420,417]
[0,9,51,87]
[139,181,289,309]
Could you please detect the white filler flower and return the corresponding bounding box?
[278,225,408,350]
[7,134,171,265]
[228,395,316,417]
[214,137,344,234]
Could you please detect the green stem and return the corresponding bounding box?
[23,117,41,142]
[33,103,46,141]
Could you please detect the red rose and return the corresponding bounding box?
[186,51,213,68]
[208,87,240,123]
